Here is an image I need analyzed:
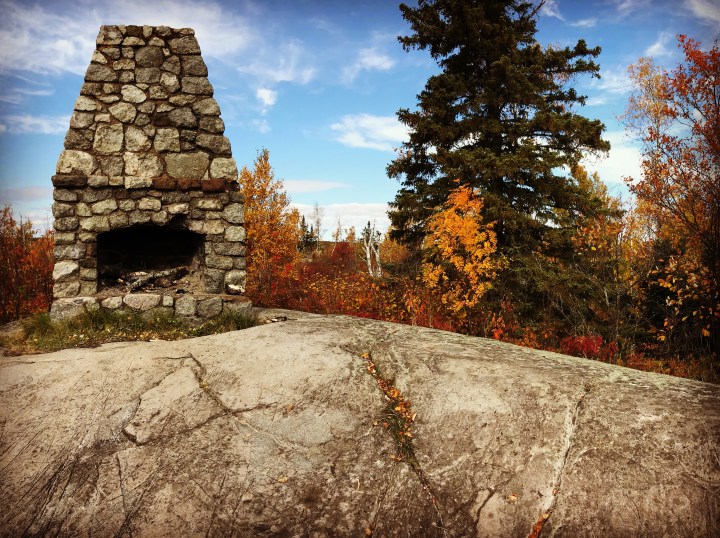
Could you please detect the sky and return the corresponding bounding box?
[0,0,718,237]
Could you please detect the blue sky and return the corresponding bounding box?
[0,0,718,236]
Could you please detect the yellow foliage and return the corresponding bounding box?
[421,185,503,325]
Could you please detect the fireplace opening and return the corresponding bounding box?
[97,225,204,291]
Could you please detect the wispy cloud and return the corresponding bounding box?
[342,47,396,83]
[570,17,598,28]
[0,0,256,76]
[331,114,408,152]
[612,0,651,17]
[686,0,720,23]
[646,31,674,57]
[284,180,349,194]
[594,68,632,94]
[584,131,642,186]
[0,86,54,105]
[0,114,69,135]
[540,0,564,20]
[0,186,52,203]
[252,119,270,134]
[256,88,278,113]
[238,40,316,85]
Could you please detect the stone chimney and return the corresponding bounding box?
[50,25,249,319]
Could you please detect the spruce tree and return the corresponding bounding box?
[388,0,610,258]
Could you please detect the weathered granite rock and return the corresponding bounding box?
[123,293,161,310]
[165,152,209,179]
[0,313,718,537]
[56,150,96,175]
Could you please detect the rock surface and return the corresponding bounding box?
[1,310,718,537]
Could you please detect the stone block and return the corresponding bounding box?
[224,226,245,242]
[69,112,94,129]
[167,203,189,214]
[197,296,223,318]
[203,269,224,293]
[123,293,161,311]
[138,197,161,211]
[50,296,95,318]
[168,36,201,54]
[162,56,181,74]
[79,281,98,296]
[91,199,118,214]
[81,188,112,203]
[52,175,89,188]
[182,76,213,95]
[136,67,161,83]
[87,176,110,187]
[54,244,84,260]
[206,254,234,270]
[223,296,252,312]
[124,153,163,179]
[54,232,76,245]
[199,116,224,133]
[125,126,151,151]
[148,86,168,99]
[224,269,246,294]
[165,152,209,179]
[80,216,110,232]
[135,46,164,67]
[54,189,78,202]
[113,58,135,70]
[121,84,146,103]
[200,178,226,191]
[212,242,245,256]
[97,26,123,45]
[80,267,98,281]
[174,295,196,316]
[53,281,81,299]
[168,108,197,128]
[54,217,79,231]
[160,72,180,92]
[222,203,244,224]
[162,295,174,307]
[109,212,130,228]
[109,102,136,123]
[101,296,123,310]
[85,64,117,82]
[64,129,94,150]
[123,37,145,46]
[204,220,225,235]
[154,128,180,151]
[193,198,223,210]
[75,203,92,217]
[74,96,101,112]
[118,199,136,211]
[181,55,207,76]
[52,202,75,218]
[53,260,79,281]
[93,124,125,153]
[192,98,221,115]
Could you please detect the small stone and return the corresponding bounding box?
[165,152,209,179]
[210,158,238,179]
[123,293,161,311]
[113,58,135,70]
[53,260,79,281]
[181,55,207,76]
[85,64,117,82]
[56,150,96,175]
[192,98,221,115]
[169,94,194,106]
[125,126,151,151]
[135,113,151,127]
[91,50,108,65]
[52,281,81,300]
[74,96,100,112]
[206,254,233,270]
[148,86,168,99]
[200,117,224,133]
[50,296,95,318]
[138,197,161,211]
[154,128,180,152]
[97,95,120,104]
[121,85,146,103]
[135,46,164,67]
[124,152,163,179]
[54,244,84,260]
[97,155,124,176]
[109,102,137,123]
[93,124,124,153]
[54,232,76,245]
[175,295,196,316]
[168,107,197,128]
[162,56,181,74]
[91,199,118,214]
[97,26,123,45]
[64,129,93,151]
[70,112,94,129]
[197,297,223,318]
[212,242,245,256]
[122,37,145,46]
[109,212,129,228]
[194,198,224,210]
[118,71,135,83]
[168,36,201,54]
[94,113,111,122]
[204,220,225,235]
[101,296,123,309]
[122,47,135,59]
[182,77,213,95]
[87,176,109,187]
[99,46,121,60]
[54,189,78,202]
[81,188,112,203]
[224,270,246,293]
[167,203,189,214]
[136,67,161,84]
[151,211,169,225]
[80,267,98,281]
[138,101,155,113]
[75,203,92,217]
[149,37,164,47]
[222,203,244,224]
[160,72,180,92]
[162,295,174,307]
[225,226,245,242]
[196,134,231,155]
[80,216,110,232]
[118,199,136,211]
[125,177,153,189]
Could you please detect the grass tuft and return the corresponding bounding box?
[0,308,259,355]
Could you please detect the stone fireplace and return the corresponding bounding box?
[50,25,249,319]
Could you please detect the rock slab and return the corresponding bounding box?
[0,311,718,537]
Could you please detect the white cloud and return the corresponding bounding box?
[256,87,278,113]
[293,202,391,239]
[583,130,642,187]
[686,0,720,23]
[252,119,270,134]
[540,0,564,20]
[0,114,69,134]
[613,0,650,17]
[283,180,349,194]
[0,0,256,76]
[594,68,632,94]
[331,114,408,152]
[646,31,674,57]
[584,96,608,106]
[342,47,396,83]
[570,17,598,28]
[238,40,316,85]
[0,87,54,105]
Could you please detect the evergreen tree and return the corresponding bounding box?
[388,0,610,260]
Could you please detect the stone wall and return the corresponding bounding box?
[51,25,248,318]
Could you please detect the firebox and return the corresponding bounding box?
[50,25,248,318]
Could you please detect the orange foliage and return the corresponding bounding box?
[0,206,54,323]
[239,149,301,305]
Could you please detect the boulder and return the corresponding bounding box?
[0,312,718,537]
